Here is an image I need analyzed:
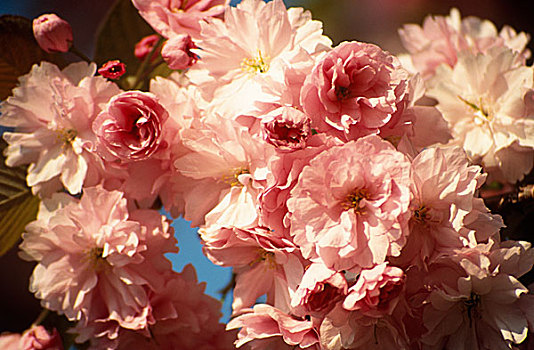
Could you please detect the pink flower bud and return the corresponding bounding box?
[134,34,160,61]
[32,14,73,53]
[261,106,311,152]
[161,34,197,70]
[98,60,126,80]
[20,326,63,350]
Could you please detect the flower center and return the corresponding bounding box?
[463,292,481,327]
[86,247,109,272]
[250,249,276,270]
[57,128,77,145]
[307,283,342,312]
[413,205,430,223]
[171,0,188,12]
[222,167,250,187]
[342,189,369,213]
[241,50,270,74]
[335,86,351,100]
[458,95,492,124]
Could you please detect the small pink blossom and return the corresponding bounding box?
[261,106,311,152]
[300,41,409,141]
[287,135,412,272]
[20,326,63,350]
[132,0,229,39]
[343,263,404,318]
[188,0,331,116]
[134,34,160,61]
[98,60,126,80]
[93,91,169,162]
[291,262,348,318]
[32,13,73,53]
[227,304,320,349]
[162,34,197,70]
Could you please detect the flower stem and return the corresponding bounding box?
[32,308,50,327]
[69,45,92,63]
[132,36,165,90]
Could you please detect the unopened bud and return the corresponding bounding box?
[32,13,73,53]
[161,34,197,70]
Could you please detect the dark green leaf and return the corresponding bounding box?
[94,0,155,79]
[0,139,39,256]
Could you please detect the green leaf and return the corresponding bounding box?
[0,15,65,100]
[94,0,155,79]
[0,140,39,256]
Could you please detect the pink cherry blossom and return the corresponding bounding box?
[188,0,331,116]
[261,106,311,152]
[199,225,302,313]
[287,135,412,272]
[427,47,534,183]
[343,262,404,318]
[32,13,73,53]
[291,262,348,318]
[300,41,410,141]
[421,241,534,349]
[0,62,120,195]
[319,304,411,350]
[396,146,503,267]
[79,266,234,350]
[20,326,63,350]
[399,8,530,79]
[19,187,177,332]
[227,304,320,349]
[132,0,229,39]
[174,116,273,226]
[259,134,341,238]
[93,91,169,163]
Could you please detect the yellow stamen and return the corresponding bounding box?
[221,167,250,187]
[241,50,270,74]
[342,189,369,213]
[56,128,77,145]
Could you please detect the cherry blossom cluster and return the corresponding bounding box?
[1,1,534,349]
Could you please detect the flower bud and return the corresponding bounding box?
[161,34,197,70]
[32,14,73,53]
[98,60,126,80]
[134,34,160,61]
[20,326,63,350]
